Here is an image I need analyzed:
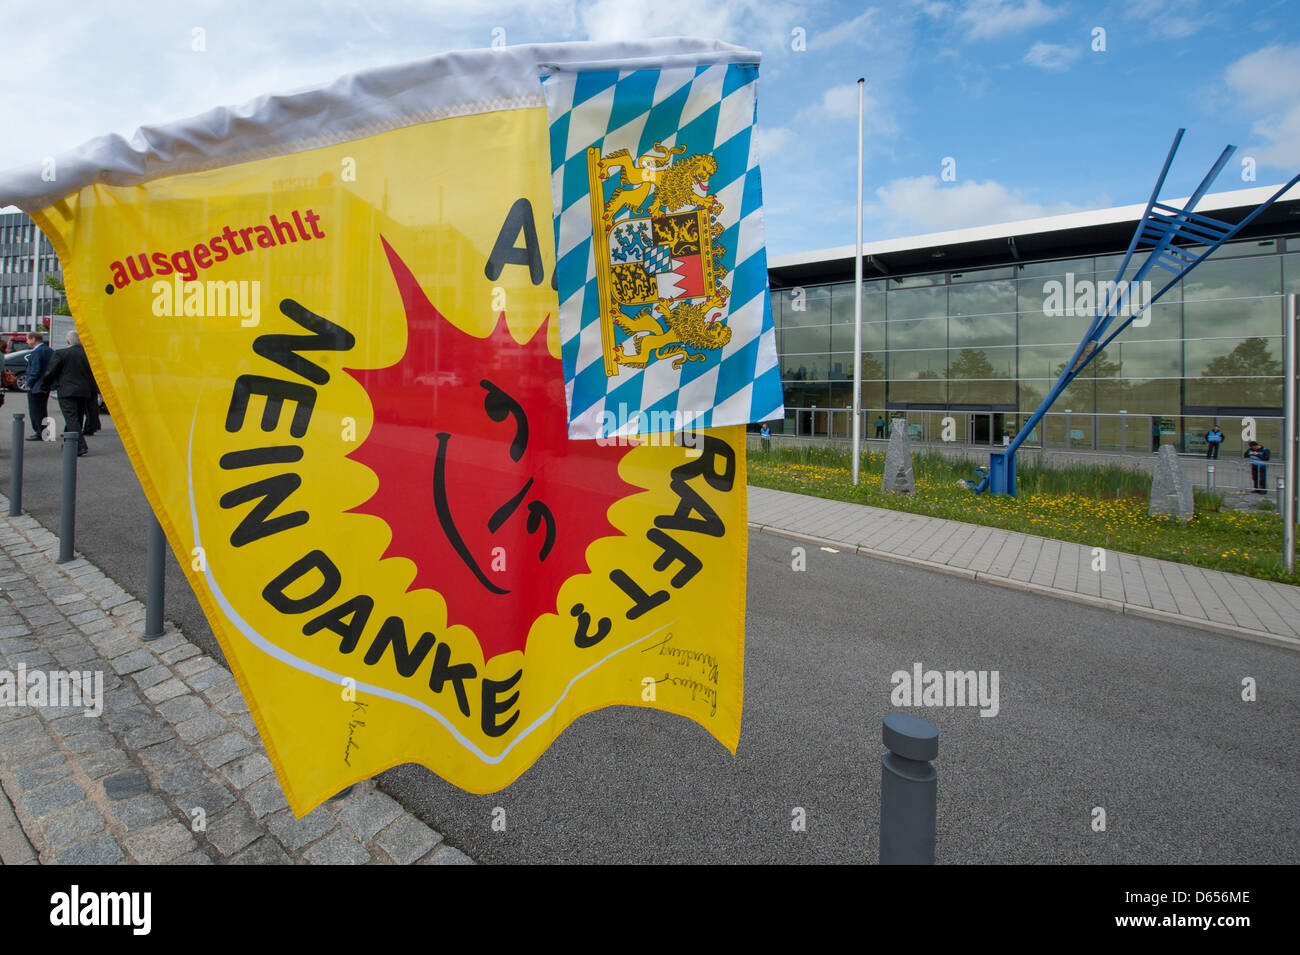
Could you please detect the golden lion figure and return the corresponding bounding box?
[601,144,719,222]
[614,298,733,370]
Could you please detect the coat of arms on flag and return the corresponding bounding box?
[545,59,784,440]
[591,142,729,374]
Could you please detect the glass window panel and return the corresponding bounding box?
[1284,253,1300,295]
[1184,336,1283,408]
[1018,292,1093,346]
[1020,342,1086,386]
[782,381,830,408]
[1015,257,1094,279]
[889,273,945,288]
[1092,252,1130,275]
[782,324,830,356]
[1181,255,1280,302]
[779,284,831,326]
[826,353,854,380]
[889,318,946,352]
[949,280,1015,318]
[1110,301,1180,342]
[1018,275,1099,332]
[1102,338,1180,380]
[833,320,885,351]
[1184,296,1280,340]
[948,372,1016,406]
[888,349,947,404]
[949,312,1016,349]
[949,266,1014,283]
[782,352,828,380]
[829,283,885,324]
[888,285,947,322]
[860,350,887,381]
[1184,239,1279,261]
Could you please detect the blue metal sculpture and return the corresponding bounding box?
[968,129,1300,495]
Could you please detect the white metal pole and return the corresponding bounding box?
[29,219,40,333]
[1286,293,1297,574]
[851,78,865,486]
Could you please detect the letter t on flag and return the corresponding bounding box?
[544,54,784,440]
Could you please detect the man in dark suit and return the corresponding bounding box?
[23,331,53,441]
[46,330,97,456]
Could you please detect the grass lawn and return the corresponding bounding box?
[747,444,1300,585]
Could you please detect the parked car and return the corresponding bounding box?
[4,348,30,391]
[1,347,108,415]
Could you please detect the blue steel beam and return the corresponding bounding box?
[969,131,1300,495]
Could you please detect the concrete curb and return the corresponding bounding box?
[751,522,1300,654]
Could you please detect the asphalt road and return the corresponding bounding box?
[2,412,1296,864]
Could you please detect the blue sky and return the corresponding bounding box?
[1,0,1297,255]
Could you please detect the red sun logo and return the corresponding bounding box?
[345,238,637,662]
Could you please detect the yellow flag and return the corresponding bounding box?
[15,42,752,815]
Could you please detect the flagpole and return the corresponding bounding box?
[851,78,865,485]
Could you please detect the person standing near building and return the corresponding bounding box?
[874,415,885,439]
[45,330,96,456]
[759,422,771,452]
[1205,424,1224,459]
[23,331,52,441]
[1151,418,1161,453]
[1245,440,1270,494]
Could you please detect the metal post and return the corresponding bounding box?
[1286,294,1297,574]
[144,513,166,640]
[9,414,24,516]
[879,713,938,865]
[851,77,865,486]
[1277,476,1285,521]
[57,431,79,563]
[1207,464,1215,493]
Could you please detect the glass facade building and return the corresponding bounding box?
[0,211,66,332]
[768,188,1300,456]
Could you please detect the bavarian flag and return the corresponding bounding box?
[0,40,753,815]
[545,55,784,439]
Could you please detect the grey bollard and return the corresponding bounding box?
[143,513,166,641]
[1207,464,1215,493]
[57,431,79,564]
[880,712,938,865]
[9,414,24,516]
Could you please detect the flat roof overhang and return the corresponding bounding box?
[768,184,1300,288]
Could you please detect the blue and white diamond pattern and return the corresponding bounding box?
[543,59,784,440]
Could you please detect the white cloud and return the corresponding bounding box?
[808,8,881,50]
[798,82,899,139]
[1225,44,1300,169]
[870,175,1085,233]
[753,126,795,163]
[1225,44,1300,109]
[1023,41,1080,71]
[1123,0,1210,39]
[575,0,798,47]
[912,0,953,18]
[956,0,1065,41]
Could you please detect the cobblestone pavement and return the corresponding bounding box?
[0,504,475,865]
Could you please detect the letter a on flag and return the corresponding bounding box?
[0,40,753,815]
[544,53,784,439]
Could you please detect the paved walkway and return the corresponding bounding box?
[0,500,474,865]
[749,485,1300,651]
